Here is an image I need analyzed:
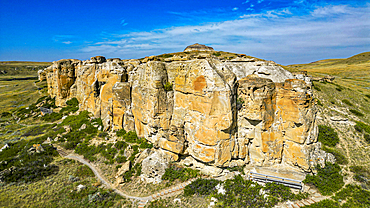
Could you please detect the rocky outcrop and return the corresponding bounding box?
[184,43,214,52]
[40,48,325,174]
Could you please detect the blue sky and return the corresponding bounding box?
[0,0,369,65]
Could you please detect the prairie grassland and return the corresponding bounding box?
[0,61,51,76]
[0,157,129,208]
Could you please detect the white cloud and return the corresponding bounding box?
[62,41,72,45]
[311,5,348,17]
[250,4,254,7]
[258,0,264,3]
[232,7,239,11]
[242,0,249,4]
[80,4,370,64]
[120,20,128,26]
[52,35,74,42]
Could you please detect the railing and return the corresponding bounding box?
[249,172,303,190]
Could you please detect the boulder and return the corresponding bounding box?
[140,151,168,184]
[184,43,214,52]
[115,161,131,178]
[77,184,86,192]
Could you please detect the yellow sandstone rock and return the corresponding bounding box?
[40,50,323,174]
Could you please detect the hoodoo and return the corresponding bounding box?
[184,43,214,52]
[39,45,334,178]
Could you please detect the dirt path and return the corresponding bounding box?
[33,81,42,95]
[57,148,195,208]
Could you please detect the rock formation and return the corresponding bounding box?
[39,46,329,174]
[184,43,214,52]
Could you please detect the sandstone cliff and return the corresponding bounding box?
[40,49,330,173]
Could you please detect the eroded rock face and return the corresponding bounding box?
[40,52,322,173]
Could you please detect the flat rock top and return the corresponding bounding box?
[184,43,214,52]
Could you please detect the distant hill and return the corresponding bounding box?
[0,61,52,76]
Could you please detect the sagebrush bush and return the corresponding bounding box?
[355,121,370,134]
[303,162,344,195]
[349,109,364,117]
[322,146,348,165]
[342,99,353,106]
[318,125,339,147]
[162,164,200,182]
[163,82,173,91]
[184,178,220,196]
[0,140,59,183]
[333,184,370,207]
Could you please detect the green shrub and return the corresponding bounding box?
[75,165,94,178]
[318,125,339,147]
[315,98,323,106]
[227,165,245,174]
[123,131,139,143]
[237,97,245,105]
[163,82,173,91]
[66,98,79,107]
[333,184,370,207]
[116,129,126,137]
[0,111,12,118]
[350,109,364,117]
[75,143,98,162]
[139,139,153,149]
[115,156,127,163]
[160,54,173,58]
[199,175,308,207]
[60,110,90,131]
[147,199,168,208]
[321,146,348,165]
[350,166,370,185]
[184,178,220,196]
[162,164,200,182]
[22,123,56,137]
[342,99,353,106]
[313,84,321,91]
[365,134,370,143]
[303,163,344,195]
[212,52,221,56]
[91,117,103,126]
[354,121,370,135]
[114,141,128,150]
[42,112,63,122]
[98,132,108,138]
[115,165,122,171]
[365,94,370,99]
[0,140,59,183]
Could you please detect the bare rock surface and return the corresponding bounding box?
[140,151,169,184]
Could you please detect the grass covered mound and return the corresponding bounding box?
[303,162,344,196]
